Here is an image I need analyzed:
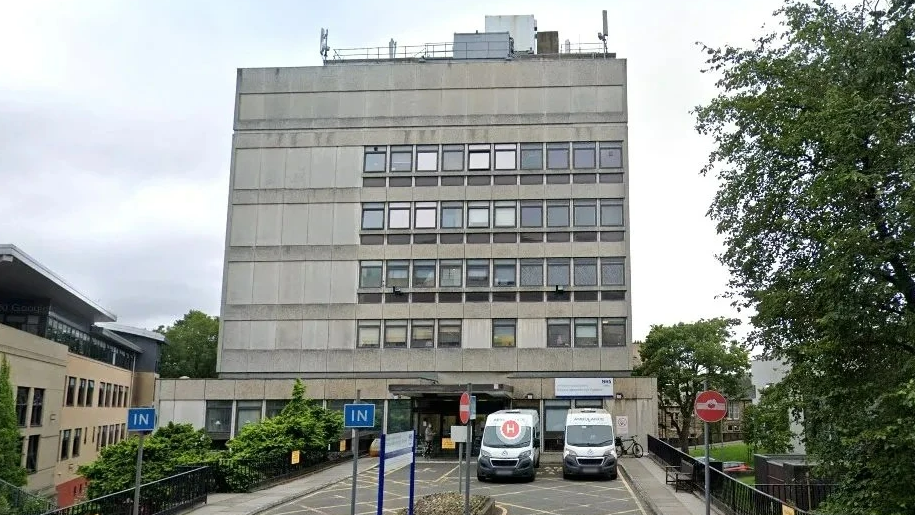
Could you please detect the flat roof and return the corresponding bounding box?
[0,244,116,323]
[97,322,167,344]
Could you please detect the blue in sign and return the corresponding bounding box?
[343,403,375,428]
[127,407,157,432]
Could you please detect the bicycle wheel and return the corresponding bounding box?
[632,442,644,458]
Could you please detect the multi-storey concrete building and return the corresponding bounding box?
[157,17,657,452]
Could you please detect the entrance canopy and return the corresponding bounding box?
[389,383,514,399]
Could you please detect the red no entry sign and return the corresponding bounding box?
[459,392,470,424]
[695,390,728,423]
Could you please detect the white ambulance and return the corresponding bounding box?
[562,408,617,480]
[476,409,540,481]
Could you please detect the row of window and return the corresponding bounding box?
[361,199,624,231]
[15,387,45,427]
[363,142,624,173]
[355,318,627,349]
[357,290,625,304]
[46,319,135,370]
[65,376,129,408]
[205,399,293,436]
[359,258,625,289]
[362,172,624,188]
[59,424,126,461]
[359,230,626,246]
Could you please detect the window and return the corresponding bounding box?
[124,387,129,406]
[438,320,462,348]
[494,260,517,286]
[86,381,94,407]
[442,144,464,171]
[441,176,464,186]
[574,259,598,286]
[358,321,381,348]
[73,428,82,458]
[441,202,463,228]
[547,319,571,347]
[384,320,408,348]
[600,199,624,226]
[466,260,490,287]
[60,429,71,460]
[16,387,28,427]
[546,143,569,169]
[494,144,517,170]
[65,377,75,406]
[602,258,625,286]
[414,202,437,229]
[77,379,86,406]
[602,319,626,347]
[411,320,434,348]
[25,435,39,474]
[390,177,412,187]
[599,142,623,168]
[468,144,491,170]
[100,426,107,447]
[106,383,113,407]
[416,145,438,171]
[546,201,569,227]
[205,401,232,433]
[575,319,599,347]
[235,401,262,433]
[414,234,436,244]
[115,386,121,407]
[412,261,436,288]
[467,203,490,228]
[415,176,438,187]
[492,320,517,347]
[573,142,596,168]
[390,146,413,172]
[388,202,410,229]
[520,201,543,227]
[547,259,570,286]
[30,389,43,426]
[386,261,409,288]
[520,260,543,286]
[265,400,288,419]
[364,146,387,172]
[520,174,543,185]
[494,202,516,228]
[361,203,385,229]
[573,200,597,227]
[359,261,383,288]
[520,143,543,169]
[466,233,490,244]
[546,174,569,184]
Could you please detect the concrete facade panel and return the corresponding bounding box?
[225,262,254,304]
[219,350,249,372]
[303,320,330,349]
[255,204,283,246]
[335,147,362,188]
[463,319,491,349]
[234,148,261,189]
[332,203,359,244]
[326,320,356,350]
[249,321,276,350]
[230,205,257,246]
[222,321,251,350]
[281,204,309,245]
[234,379,266,399]
[275,321,303,349]
[204,380,235,399]
[259,148,286,189]
[517,318,546,348]
[238,94,265,120]
[278,261,306,304]
[301,350,327,372]
[303,261,333,303]
[285,148,312,188]
[251,262,280,304]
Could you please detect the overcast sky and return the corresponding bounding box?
[0,0,782,341]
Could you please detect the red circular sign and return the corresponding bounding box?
[459,392,470,424]
[500,420,521,440]
[695,390,728,423]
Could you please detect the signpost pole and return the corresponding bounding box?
[351,389,360,515]
[376,434,386,515]
[458,442,463,492]
[464,383,472,515]
[408,432,416,515]
[132,433,145,515]
[704,379,710,515]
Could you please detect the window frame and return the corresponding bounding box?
[30,388,43,426]
[442,144,465,171]
[412,260,436,288]
[383,320,408,348]
[520,201,543,227]
[414,202,437,229]
[547,319,571,347]
[574,319,599,347]
[520,143,543,170]
[546,201,570,227]
[493,201,517,228]
[385,260,410,288]
[546,142,570,169]
[357,321,381,348]
[437,320,462,348]
[440,202,464,228]
[600,199,624,227]
[601,318,626,347]
[363,146,387,173]
[65,377,75,407]
[387,202,411,229]
[60,429,71,460]
[466,260,490,287]
[389,145,413,172]
[492,319,517,348]
[520,259,544,286]
[574,258,598,286]
[601,257,625,286]
[493,260,517,287]
[572,142,596,169]
[416,145,439,171]
[439,260,463,287]
[16,387,28,427]
[361,203,385,230]
[467,202,490,228]
[599,142,623,169]
[467,144,491,171]
[494,143,517,170]
[573,199,598,227]
[547,258,571,287]
[359,261,383,288]
[410,320,435,348]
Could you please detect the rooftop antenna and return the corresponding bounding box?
[597,10,609,57]
[319,28,330,62]
[388,38,397,59]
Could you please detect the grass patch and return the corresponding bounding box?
[737,475,755,485]
[689,441,750,464]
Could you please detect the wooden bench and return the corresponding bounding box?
[665,461,695,492]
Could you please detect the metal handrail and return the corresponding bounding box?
[329,41,607,61]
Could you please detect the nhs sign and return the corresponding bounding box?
[127,407,157,432]
[343,403,376,428]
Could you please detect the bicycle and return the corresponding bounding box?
[615,435,644,458]
[420,436,437,459]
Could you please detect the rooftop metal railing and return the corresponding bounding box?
[328,41,607,62]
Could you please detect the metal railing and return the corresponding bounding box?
[755,483,836,513]
[0,478,56,515]
[329,41,607,61]
[202,450,334,493]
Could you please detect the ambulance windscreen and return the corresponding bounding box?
[481,424,532,448]
[566,425,614,447]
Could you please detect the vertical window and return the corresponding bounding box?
[86,381,94,407]
[357,321,381,348]
[119,386,125,407]
[107,383,113,407]
[124,387,130,407]
[493,260,517,287]
[439,260,463,287]
[388,202,411,229]
[600,199,624,226]
[25,435,39,473]
[416,145,439,171]
[601,319,626,347]
[574,259,598,286]
[546,143,570,169]
[205,401,232,433]
[414,202,437,229]
[442,144,465,171]
[364,146,387,172]
[547,259,571,286]
[265,400,288,419]
[16,387,28,427]
[60,429,71,460]
[361,203,385,229]
[520,260,544,286]
[77,379,86,407]
[65,377,75,406]
[493,202,517,228]
[546,201,569,227]
[384,320,408,348]
[101,426,107,448]
[235,401,263,433]
[411,320,435,348]
[492,320,517,347]
[573,200,598,227]
[412,260,436,288]
[494,144,517,170]
[520,201,543,227]
[441,202,464,228]
[438,320,462,348]
[389,146,413,172]
[466,260,490,287]
[73,428,82,458]
[467,203,490,228]
[547,319,571,347]
[575,319,599,347]
[468,144,491,170]
[601,258,625,286]
[385,261,409,288]
[359,261,383,288]
[30,389,43,426]
[599,142,623,168]
[573,142,596,168]
[520,143,544,169]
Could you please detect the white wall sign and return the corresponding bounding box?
[616,416,629,435]
[450,425,468,443]
[554,378,615,397]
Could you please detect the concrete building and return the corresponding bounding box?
[751,359,804,453]
[157,16,657,452]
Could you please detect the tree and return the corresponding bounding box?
[155,310,218,378]
[634,318,750,452]
[0,356,26,487]
[742,381,794,455]
[694,1,915,513]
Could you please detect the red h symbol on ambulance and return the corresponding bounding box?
[500,420,520,439]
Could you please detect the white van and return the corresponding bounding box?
[477,409,541,481]
[562,408,617,480]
